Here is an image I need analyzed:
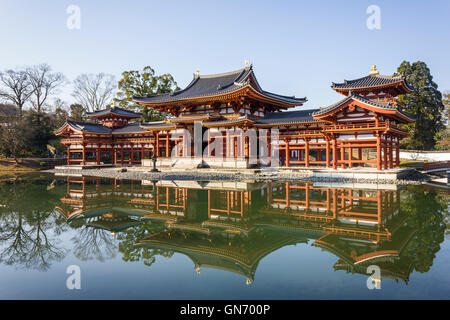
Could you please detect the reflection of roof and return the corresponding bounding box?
[86,107,142,118]
[66,206,150,223]
[138,230,304,281]
[313,234,392,266]
[133,66,306,107]
[86,218,141,232]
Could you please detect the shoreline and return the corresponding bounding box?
[47,166,430,185]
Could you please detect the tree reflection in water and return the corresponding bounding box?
[0,174,448,283]
[70,226,117,262]
[0,175,67,270]
[117,222,174,267]
[400,185,448,273]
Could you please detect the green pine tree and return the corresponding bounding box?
[395,61,445,150]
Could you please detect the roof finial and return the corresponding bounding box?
[369,65,379,75]
[244,60,251,70]
[194,68,200,78]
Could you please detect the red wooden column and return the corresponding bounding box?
[376,133,381,170]
[121,145,124,164]
[67,145,71,165]
[340,145,345,169]
[207,130,211,157]
[166,132,169,157]
[332,138,337,170]
[305,138,310,167]
[377,190,382,224]
[396,140,400,167]
[130,144,134,165]
[156,132,160,157]
[358,148,362,165]
[96,145,100,165]
[349,147,353,168]
[383,139,388,170]
[82,144,86,165]
[325,139,330,168]
[285,139,290,167]
[244,135,249,162]
[389,138,394,169]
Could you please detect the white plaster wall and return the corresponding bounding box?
[400,150,450,161]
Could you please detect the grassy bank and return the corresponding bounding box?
[0,159,39,174]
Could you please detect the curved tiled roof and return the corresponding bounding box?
[312,92,415,121]
[255,109,321,127]
[133,65,306,106]
[64,120,112,134]
[111,123,148,134]
[86,107,142,118]
[331,74,413,93]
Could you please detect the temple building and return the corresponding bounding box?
[56,64,415,170]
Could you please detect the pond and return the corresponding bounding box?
[0,173,448,299]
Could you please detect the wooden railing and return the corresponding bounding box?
[323,122,387,131]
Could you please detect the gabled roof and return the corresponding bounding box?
[331,69,413,95]
[55,120,112,135]
[312,92,415,122]
[86,107,142,119]
[255,109,321,127]
[133,65,307,108]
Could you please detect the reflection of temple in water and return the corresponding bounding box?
[56,177,416,284]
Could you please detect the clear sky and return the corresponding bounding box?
[0,0,448,109]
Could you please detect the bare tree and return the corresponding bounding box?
[27,64,66,117]
[0,114,31,163]
[0,69,34,117]
[72,73,116,112]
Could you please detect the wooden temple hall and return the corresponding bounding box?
[56,64,415,170]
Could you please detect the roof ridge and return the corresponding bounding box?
[171,76,200,96]
[198,68,246,79]
[331,73,407,88]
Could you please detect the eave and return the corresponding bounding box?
[134,84,305,111]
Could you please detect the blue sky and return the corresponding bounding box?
[0,0,448,109]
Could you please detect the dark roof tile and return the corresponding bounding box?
[255,109,320,126]
[65,120,112,134]
[331,74,413,92]
[87,107,142,118]
[111,123,148,134]
[133,66,306,106]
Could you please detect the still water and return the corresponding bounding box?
[0,173,448,299]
